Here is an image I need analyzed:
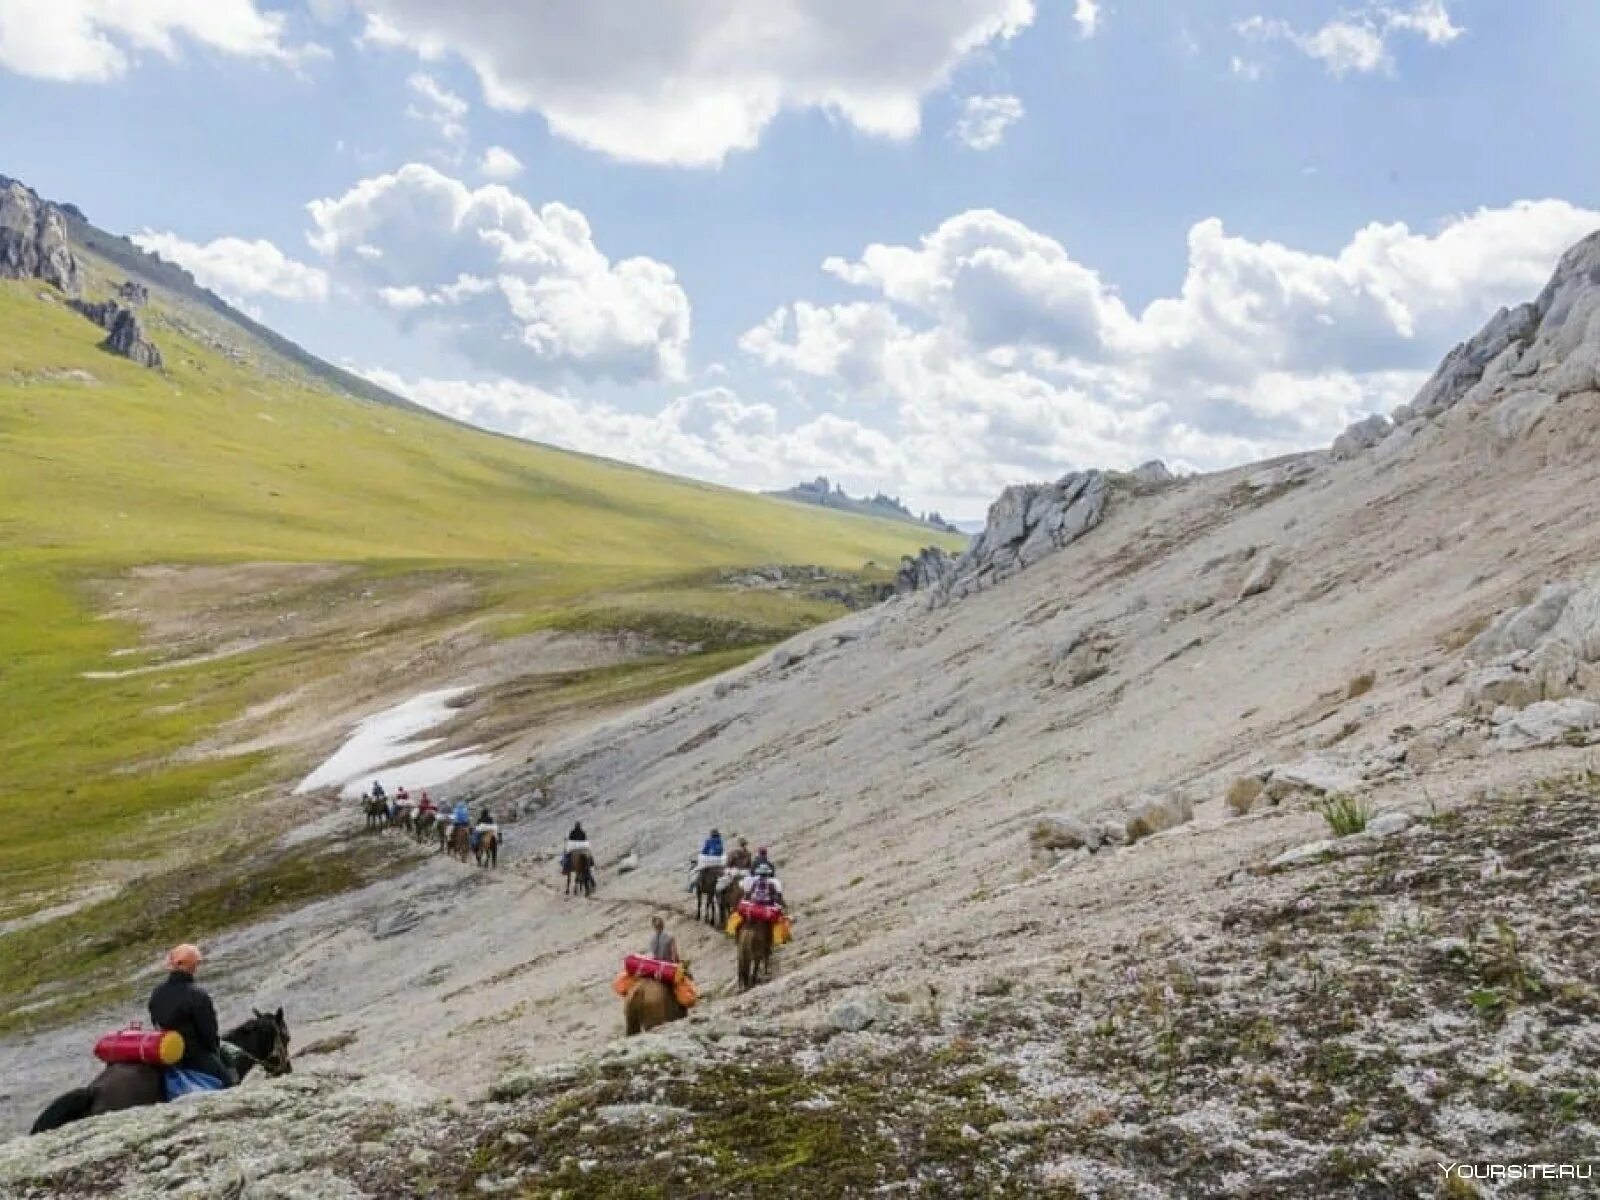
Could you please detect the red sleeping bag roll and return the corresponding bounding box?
[94,1027,185,1066]
[622,954,681,984]
[737,900,784,924]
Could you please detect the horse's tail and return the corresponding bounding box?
[31,1086,95,1135]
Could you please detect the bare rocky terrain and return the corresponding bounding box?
[7,234,1600,1195]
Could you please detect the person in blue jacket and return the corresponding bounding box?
[701,828,724,859]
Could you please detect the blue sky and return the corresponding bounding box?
[2,1,1598,517]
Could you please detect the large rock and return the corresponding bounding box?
[1407,300,1539,418]
[924,470,1109,605]
[1492,390,1558,441]
[1237,553,1287,601]
[1491,699,1600,750]
[1266,757,1364,799]
[1464,575,1600,708]
[895,546,957,595]
[0,177,80,295]
[102,307,164,368]
[1330,414,1393,460]
[1129,460,1175,488]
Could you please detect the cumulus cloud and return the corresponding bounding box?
[0,0,316,83]
[349,0,1035,166]
[743,200,1600,510]
[361,369,917,502]
[306,163,690,383]
[131,231,330,303]
[406,72,469,144]
[1238,1,1462,78]
[1073,1,1100,39]
[478,145,523,181]
[951,94,1025,151]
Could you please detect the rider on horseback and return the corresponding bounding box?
[472,807,498,853]
[727,837,753,871]
[647,916,679,963]
[451,800,470,828]
[149,945,236,1087]
[744,862,785,910]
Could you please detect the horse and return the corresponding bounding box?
[412,809,437,844]
[564,849,595,897]
[623,979,686,1036]
[693,864,724,927]
[474,829,499,869]
[362,796,387,831]
[446,823,471,862]
[31,1008,292,1135]
[718,874,744,932]
[737,919,773,991]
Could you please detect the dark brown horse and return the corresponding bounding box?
[623,979,687,1036]
[474,829,499,869]
[737,919,773,991]
[362,796,387,831]
[31,1009,292,1134]
[446,823,471,862]
[719,875,744,932]
[412,809,437,844]
[694,865,723,927]
[564,848,595,896]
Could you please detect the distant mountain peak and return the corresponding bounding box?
[765,476,962,533]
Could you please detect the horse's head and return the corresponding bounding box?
[240,1007,293,1076]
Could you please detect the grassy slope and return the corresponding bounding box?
[0,279,957,918]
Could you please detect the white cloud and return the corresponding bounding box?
[743,200,1600,510]
[951,94,1025,151]
[131,231,330,303]
[362,369,917,503]
[0,0,316,83]
[1238,2,1462,78]
[478,145,523,181]
[307,163,691,383]
[1073,1,1100,39]
[349,0,1036,166]
[406,72,469,143]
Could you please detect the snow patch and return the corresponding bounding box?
[296,688,478,795]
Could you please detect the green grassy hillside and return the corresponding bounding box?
[0,277,958,926]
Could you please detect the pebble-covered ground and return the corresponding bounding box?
[6,774,1597,1198]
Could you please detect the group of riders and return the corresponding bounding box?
[35,822,792,1133]
[363,780,500,863]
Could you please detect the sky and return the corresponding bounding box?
[2,2,1598,519]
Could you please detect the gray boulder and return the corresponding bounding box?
[0,177,80,295]
[895,546,957,595]
[1330,414,1393,460]
[1464,575,1600,707]
[1491,699,1600,750]
[1492,390,1558,441]
[1238,553,1287,601]
[929,470,1109,605]
[102,308,163,368]
[1129,460,1175,488]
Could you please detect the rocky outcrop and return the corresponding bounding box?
[1361,228,1600,458]
[115,279,149,308]
[1129,460,1175,488]
[895,546,957,595]
[101,308,163,368]
[906,470,1108,604]
[0,177,80,295]
[1330,414,1392,460]
[1463,575,1600,713]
